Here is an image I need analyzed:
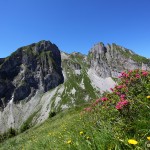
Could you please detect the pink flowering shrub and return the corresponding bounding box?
[115,100,129,110]
[83,69,150,147]
[101,97,108,101]
[84,69,150,114]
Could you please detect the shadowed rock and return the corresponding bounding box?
[0,40,64,108]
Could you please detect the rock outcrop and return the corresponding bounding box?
[0,40,64,108]
[88,42,150,78]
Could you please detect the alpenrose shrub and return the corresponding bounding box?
[83,69,150,149]
[84,69,150,112]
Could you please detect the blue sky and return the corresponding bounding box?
[0,0,150,58]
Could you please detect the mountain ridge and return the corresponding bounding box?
[0,40,149,133]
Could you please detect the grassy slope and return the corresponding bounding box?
[0,107,90,150]
[1,93,149,150]
[49,53,99,112]
[0,105,121,150]
[112,43,150,64]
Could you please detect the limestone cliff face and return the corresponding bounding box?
[88,42,150,78]
[0,40,64,108]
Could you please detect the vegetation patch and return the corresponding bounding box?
[20,111,39,133]
[112,43,150,64]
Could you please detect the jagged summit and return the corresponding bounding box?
[89,42,150,78]
[10,40,60,58]
[90,42,138,56]
[0,40,64,107]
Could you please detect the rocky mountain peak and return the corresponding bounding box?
[90,42,107,54]
[88,42,150,78]
[33,40,59,55]
[0,40,64,108]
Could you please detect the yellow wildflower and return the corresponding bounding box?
[147,137,150,140]
[86,136,90,140]
[80,131,84,135]
[67,140,72,144]
[128,139,138,145]
[147,96,150,99]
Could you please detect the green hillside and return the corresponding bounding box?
[0,69,150,150]
[49,52,99,112]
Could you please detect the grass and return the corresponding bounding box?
[55,52,98,111]
[0,106,119,150]
[0,70,150,150]
[0,107,88,150]
[112,43,150,64]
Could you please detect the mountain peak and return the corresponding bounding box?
[0,40,64,108]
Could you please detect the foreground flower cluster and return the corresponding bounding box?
[84,69,149,111]
[0,69,149,150]
[83,69,150,149]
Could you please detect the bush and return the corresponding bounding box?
[0,128,17,143]
[20,121,31,133]
[49,111,56,118]
[83,69,150,149]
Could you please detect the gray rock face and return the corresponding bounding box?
[0,58,5,65]
[0,40,64,108]
[88,43,150,78]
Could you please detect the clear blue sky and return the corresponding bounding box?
[0,0,150,58]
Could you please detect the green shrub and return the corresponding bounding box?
[0,128,17,143]
[83,69,150,149]
[20,121,31,133]
[49,111,56,118]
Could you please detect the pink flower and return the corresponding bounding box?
[120,72,129,78]
[136,74,140,78]
[116,85,123,89]
[120,94,126,99]
[84,107,92,112]
[118,72,126,78]
[126,80,129,84]
[129,70,133,73]
[121,100,129,105]
[115,104,122,110]
[120,97,125,101]
[95,99,101,104]
[115,100,129,110]
[110,88,114,91]
[101,97,108,101]
[116,92,121,95]
[142,71,149,76]
[121,71,126,75]
[125,74,129,78]
[118,75,122,78]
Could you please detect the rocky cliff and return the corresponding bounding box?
[0,40,64,108]
[0,40,149,133]
[89,42,150,78]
